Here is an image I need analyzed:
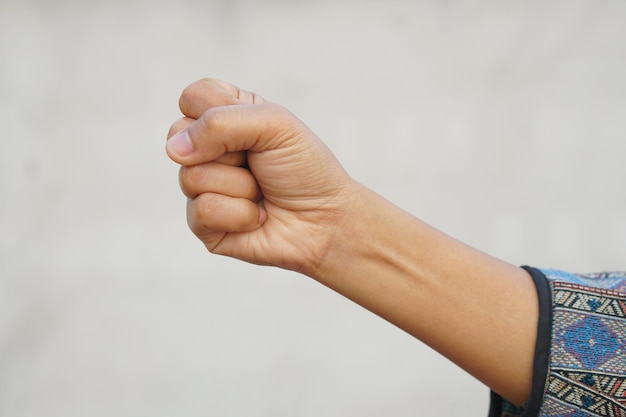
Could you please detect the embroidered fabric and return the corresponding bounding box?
[489,267,626,417]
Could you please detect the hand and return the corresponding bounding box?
[166,79,355,274]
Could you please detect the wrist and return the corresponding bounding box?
[306,181,427,301]
[301,182,537,404]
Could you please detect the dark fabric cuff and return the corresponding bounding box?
[488,266,552,417]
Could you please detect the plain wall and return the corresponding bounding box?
[1,0,626,415]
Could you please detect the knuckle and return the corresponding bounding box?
[178,166,201,198]
[178,84,197,113]
[194,199,213,227]
[261,103,302,138]
[195,111,229,153]
[265,102,289,117]
[267,103,298,127]
[179,79,220,113]
[187,193,217,233]
[196,109,219,132]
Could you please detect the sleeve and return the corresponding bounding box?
[488,266,626,417]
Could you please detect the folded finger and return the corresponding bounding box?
[179,78,267,120]
[179,162,261,200]
[187,192,265,235]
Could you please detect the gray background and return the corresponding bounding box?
[1,0,625,416]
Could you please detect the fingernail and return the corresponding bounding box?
[167,130,194,158]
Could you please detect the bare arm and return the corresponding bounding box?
[312,183,538,405]
[166,79,539,406]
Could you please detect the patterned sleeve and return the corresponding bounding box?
[488,266,626,417]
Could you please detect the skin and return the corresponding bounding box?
[166,78,539,406]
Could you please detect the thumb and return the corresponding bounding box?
[166,102,298,166]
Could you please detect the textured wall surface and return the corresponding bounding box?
[1,1,626,416]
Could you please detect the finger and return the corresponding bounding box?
[167,117,247,167]
[215,152,247,167]
[179,162,261,200]
[179,78,267,120]
[166,103,298,165]
[187,192,266,236]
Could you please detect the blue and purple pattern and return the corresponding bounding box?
[494,269,626,417]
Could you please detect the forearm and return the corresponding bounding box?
[308,181,539,406]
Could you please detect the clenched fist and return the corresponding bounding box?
[166,79,355,275]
